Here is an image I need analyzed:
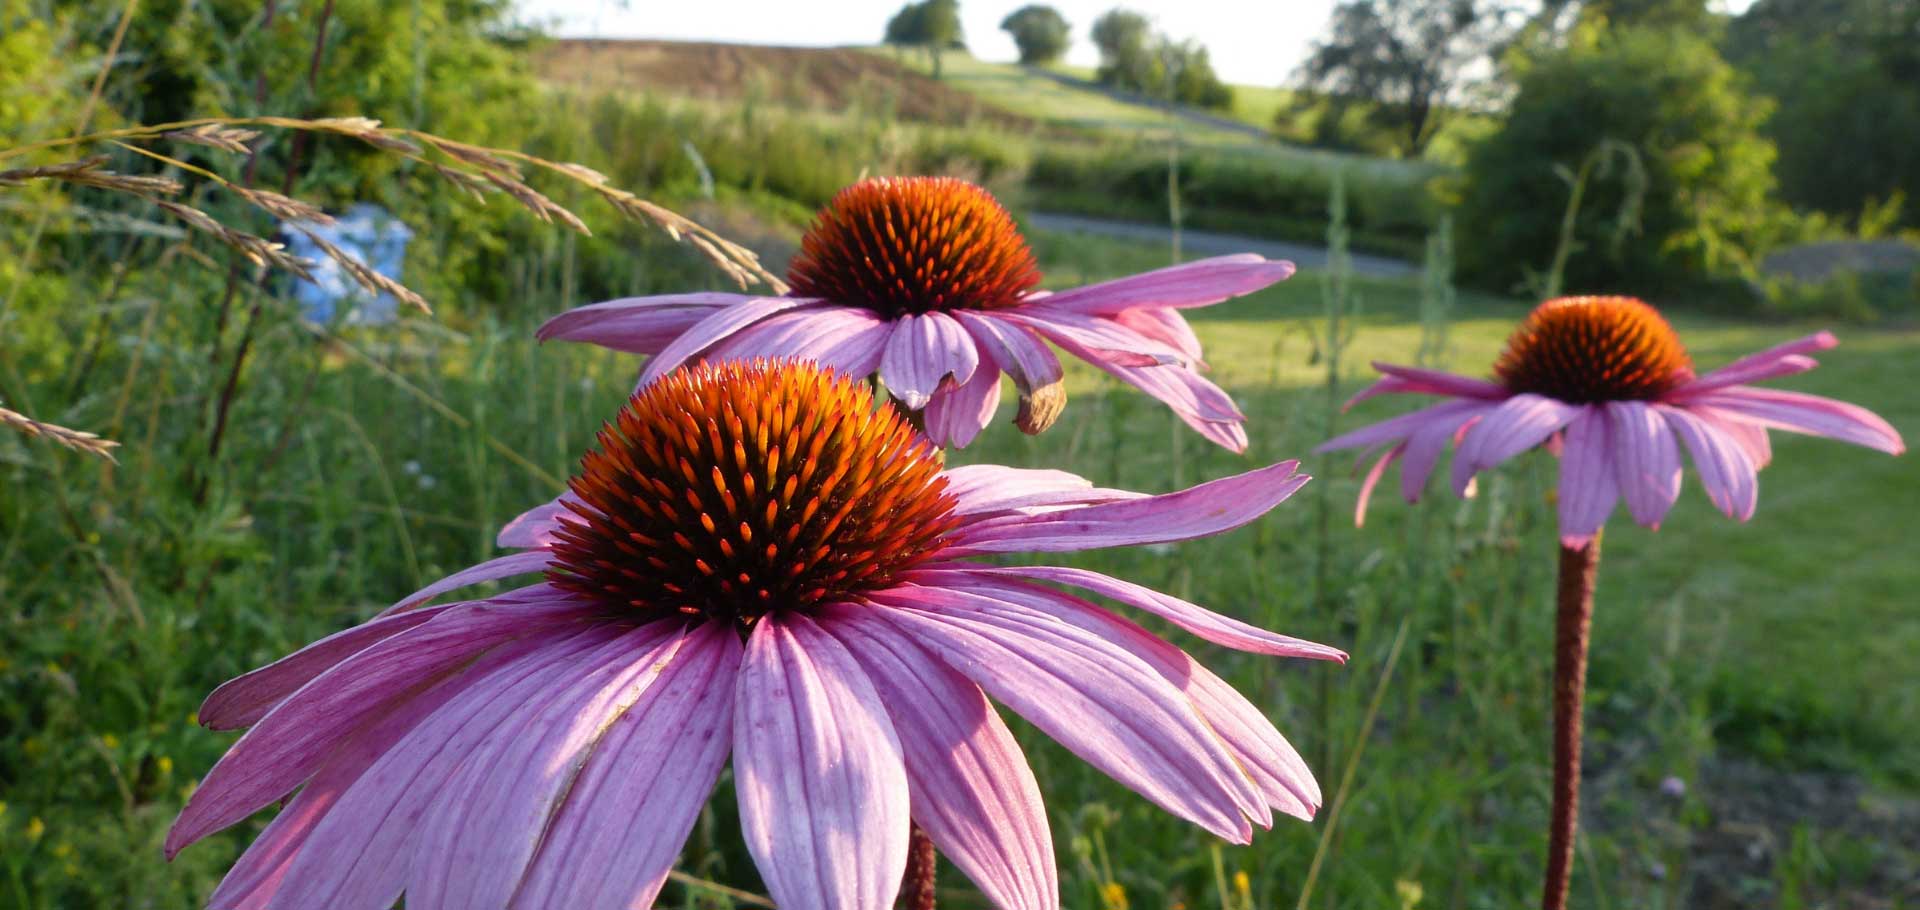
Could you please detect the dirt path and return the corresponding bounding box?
[1027,211,1420,278]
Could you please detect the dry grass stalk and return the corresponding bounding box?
[1,405,120,461]
[0,156,183,196]
[151,199,315,279]
[294,227,432,315]
[162,124,260,154]
[0,114,787,292]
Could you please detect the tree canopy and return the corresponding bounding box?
[1295,0,1512,156]
[1000,5,1071,65]
[1088,8,1233,110]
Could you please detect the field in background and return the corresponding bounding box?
[5,209,1915,906]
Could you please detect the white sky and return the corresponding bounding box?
[521,0,1345,86]
[519,0,1758,88]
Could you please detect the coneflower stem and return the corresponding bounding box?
[902,824,937,910]
[1542,536,1600,910]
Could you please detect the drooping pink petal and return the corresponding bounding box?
[919,565,1345,661]
[379,550,555,617]
[535,293,761,351]
[1687,386,1904,455]
[1450,393,1583,496]
[923,365,1002,448]
[866,586,1265,843]
[406,623,686,910]
[262,626,621,910]
[1702,406,1772,468]
[1399,400,1492,503]
[637,296,818,385]
[1671,331,1836,396]
[1318,398,1495,454]
[949,461,1308,553]
[939,465,1140,518]
[1659,405,1758,521]
[198,603,457,731]
[166,596,596,857]
[704,306,895,379]
[208,671,473,910]
[823,607,1059,910]
[1343,363,1508,409]
[734,614,910,910]
[881,312,980,410]
[1003,310,1182,367]
[495,494,582,550]
[510,623,741,910]
[1034,327,1249,450]
[1556,407,1617,546]
[1606,401,1683,528]
[1354,443,1404,527]
[1026,254,1295,315]
[930,576,1321,821]
[954,311,1063,391]
[1112,306,1205,363]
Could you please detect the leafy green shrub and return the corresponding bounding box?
[1757,269,1919,323]
[1457,25,1779,298]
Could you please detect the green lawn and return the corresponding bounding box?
[3,223,1913,908]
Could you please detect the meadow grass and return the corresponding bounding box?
[3,211,1912,908]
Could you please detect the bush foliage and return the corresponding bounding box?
[1457,25,1779,297]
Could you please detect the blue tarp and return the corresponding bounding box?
[283,203,413,325]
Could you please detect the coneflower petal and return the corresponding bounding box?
[199,603,454,731]
[510,624,740,910]
[208,667,477,910]
[1687,386,1905,455]
[1671,331,1835,396]
[706,306,893,378]
[380,550,555,617]
[407,623,687,910]
[735,614,910,910]
[939,565,1344,662]
[870,585,1265,844]
[266,626,621,910]
[1400,400,1493,503]
[1451,394,1582,496]
[534,292,757,349]
[880,311,978,409]
[946,576,1321,820]
[637,296,815,385]
[1660,405,1757,521]
[1556,408,1618,546]
[1003,309,1183,367]
[955,311,1062,392]
[923,366,1001,449]
[950,461,1307,553]
[167,596,596,857]
[824,607,1059,910]
[940,464,1138,517]
[1607,401,1684,528]
[1028,254,1293,315]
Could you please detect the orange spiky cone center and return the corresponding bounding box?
[787,176,1042,316]
[547,360,960,628]
[1494,296,1693,403]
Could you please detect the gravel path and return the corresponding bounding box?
[1027,211,1420,279]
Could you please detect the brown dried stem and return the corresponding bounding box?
[1,405,120,461]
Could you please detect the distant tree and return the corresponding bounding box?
[1160,40,1234,110]
[1090,8,1157,90]
[1296,0,1513,156]
[1087,9,1233,109]
[885,0,964,78]
[1725,0,1920,225]
[1000,5,1071,64]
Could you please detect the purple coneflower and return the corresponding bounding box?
[1316,295,1903,910]
[536,176,1294,451]
[169,359,1342,910]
